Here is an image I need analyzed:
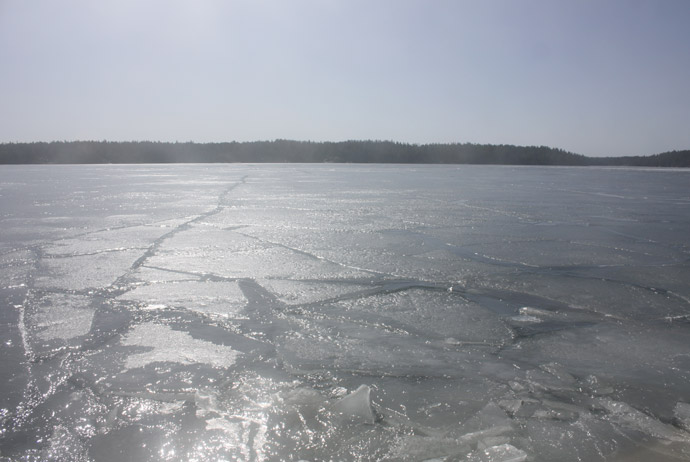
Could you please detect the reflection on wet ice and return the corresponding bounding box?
[1,165,689,461]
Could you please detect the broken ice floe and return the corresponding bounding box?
[330,384,377,424]
[117,280,246,318]
[120,323,240,370]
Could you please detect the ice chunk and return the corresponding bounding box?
[600,399,690,442]
[674,402,690,431]
[497,399,525,417]
[477,436,511,450]
[467,444,527,462]
[518,306,552,318]
[331,385,376,424]
[389,435,470,461]
[509,314,542,323]
[460,402,513,432]
[539,362,576,384]
[583,375,614,396]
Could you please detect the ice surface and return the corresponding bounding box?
[257,279,373,305]
[118,280,246,317]
[41,224,172,257]
[120,322,240,370]
[675,402,690,431]
[328,288,513,344]
[466,443,527,462]
[1,164,690,461]
[34,249,144,291]
[599,399,690,443]
[23,293,95,356]
[31,295,94,342]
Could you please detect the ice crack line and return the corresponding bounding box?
[43,247,148,259]
[230,229,398,278]
[113,176,248,287]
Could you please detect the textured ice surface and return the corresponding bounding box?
[41,224,171,257]
[257,279,373,305]
[1,164,690,461]
[121,322,240,370]
[675,402,690,431]
[34,249,144,291]
[118,280,246,317]
[24,293,95,357]
[329,288,513,344]
[466,443,527,462]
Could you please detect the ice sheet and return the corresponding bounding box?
[1,164,689,461]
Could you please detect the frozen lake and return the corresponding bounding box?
[1,164,690,461]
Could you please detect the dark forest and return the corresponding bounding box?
[1,140,688,167]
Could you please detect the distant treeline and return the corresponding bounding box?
[0,140,688,167]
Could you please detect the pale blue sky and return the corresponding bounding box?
[1,0,689,157]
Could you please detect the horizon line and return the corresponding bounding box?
[2,139,690,159]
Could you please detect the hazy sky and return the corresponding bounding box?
[1,0,689,156]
